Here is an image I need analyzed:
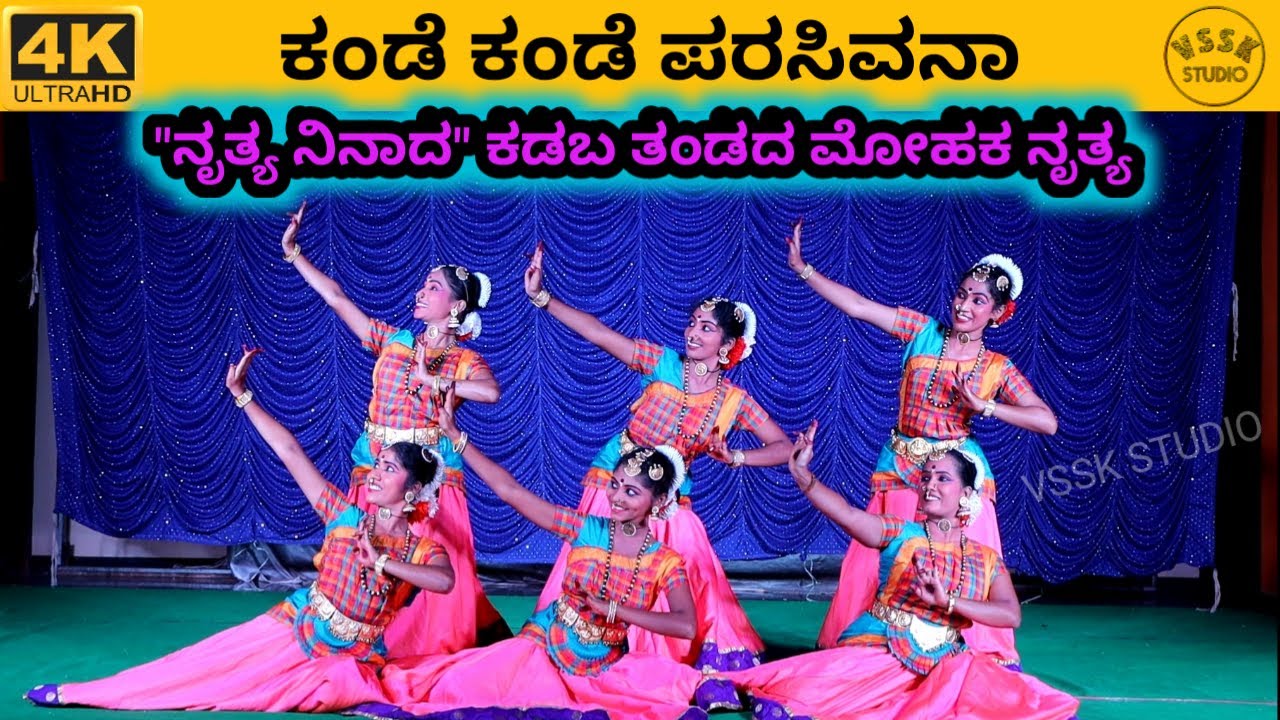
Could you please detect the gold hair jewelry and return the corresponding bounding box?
[996,275,1010,292]
[284,244,301,263]
[970,264,992,283]
[648,463,664,481]
[234,389,255,409]
[455,266,469,281]
[624,449,655,477]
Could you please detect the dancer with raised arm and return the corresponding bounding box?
[27,347,455,713]
[356,386,706,720]
[788,219,1057,666]
[524,241,792,670]
[281,201,508,655]
[703,421,1078,720]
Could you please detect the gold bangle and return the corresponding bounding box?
[432,375,441,394]
[798,472,817,493]
[946,596,957,615]
[453,430,469,455]
[607,600,618,624]
[531,289,551,308]
[284,244,301,263]
[982,399,996,418]
[798,263,815,281]
[234,389,254,409]
[374,553,390,577]
[730,449,746,469]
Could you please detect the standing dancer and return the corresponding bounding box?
[788,220,1057,665]
[523,242,792,670]
[281,201,509,656]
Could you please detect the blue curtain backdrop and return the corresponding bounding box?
[32,112,1240,582]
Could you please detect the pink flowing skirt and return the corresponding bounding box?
[719,645,1078,720]
[536,485,764,670]
[377,636,705,720]
[57,614,383,712]
[816,490,1018,664]
[349,482,510,658]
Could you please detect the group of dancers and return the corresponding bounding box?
[27,206,1080,719]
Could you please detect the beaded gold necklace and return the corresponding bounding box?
[923,328,986,410]
[598,520,651,615]
[403,334,457,397]
[672,358,726,443]
[358,518,414,598]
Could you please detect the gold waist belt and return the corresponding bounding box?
[364,420,442,448]
[308,585,385,644]
[871,601,959,651]
[554,598,627,646]
[889,429,967,465]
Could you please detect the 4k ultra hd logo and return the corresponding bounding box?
[1165,7,1265,107]
[1,6,141,110]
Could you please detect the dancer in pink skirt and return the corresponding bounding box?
[523,241,792,671]
[27,347,457,713]
[354,386,706,720]
[281,201,510,655]
[788,220,1057,666]
[703,422,1079,720]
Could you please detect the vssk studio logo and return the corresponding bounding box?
[1165,6,1265,106]
[2,6,141,110]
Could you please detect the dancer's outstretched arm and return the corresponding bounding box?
[280,201,371,339]
[524,241,636,364]
[225,347,329,511]
[786,219,898,334]
[437,387,560,532]
[788,420,886,549]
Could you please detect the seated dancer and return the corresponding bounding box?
[788,220,1057,666]
[525,241,792,670]
[704,421,1079,720]
[354,385,706,720]
[281,201,509,654]
[26,347,456,713]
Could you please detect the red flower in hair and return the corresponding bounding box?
[994,300,1017,325]
[723,337,747,369]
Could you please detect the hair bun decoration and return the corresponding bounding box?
[652,445,686,520]
[974,254,1023,301]
[418,446,448,518]
[458,312,482,340]
[474,272,492,309]
[734,301,757,360]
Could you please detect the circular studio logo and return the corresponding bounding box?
[1165,6,1265,106]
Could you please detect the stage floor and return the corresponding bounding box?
[4,586,1275,719]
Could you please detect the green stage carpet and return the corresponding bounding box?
[3,586,1274,719]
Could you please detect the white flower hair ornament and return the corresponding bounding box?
[974,254,1023,301]
[652,445,687,520]
[474,271,492,309]
[955,448,986,525]
[458,312,483,339]
[419,446,448,518]
[734,301,758,361]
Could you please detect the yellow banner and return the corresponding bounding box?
[1,0,1276,112]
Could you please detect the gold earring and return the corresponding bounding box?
[718,346,730,366]
[448,307,460,329]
